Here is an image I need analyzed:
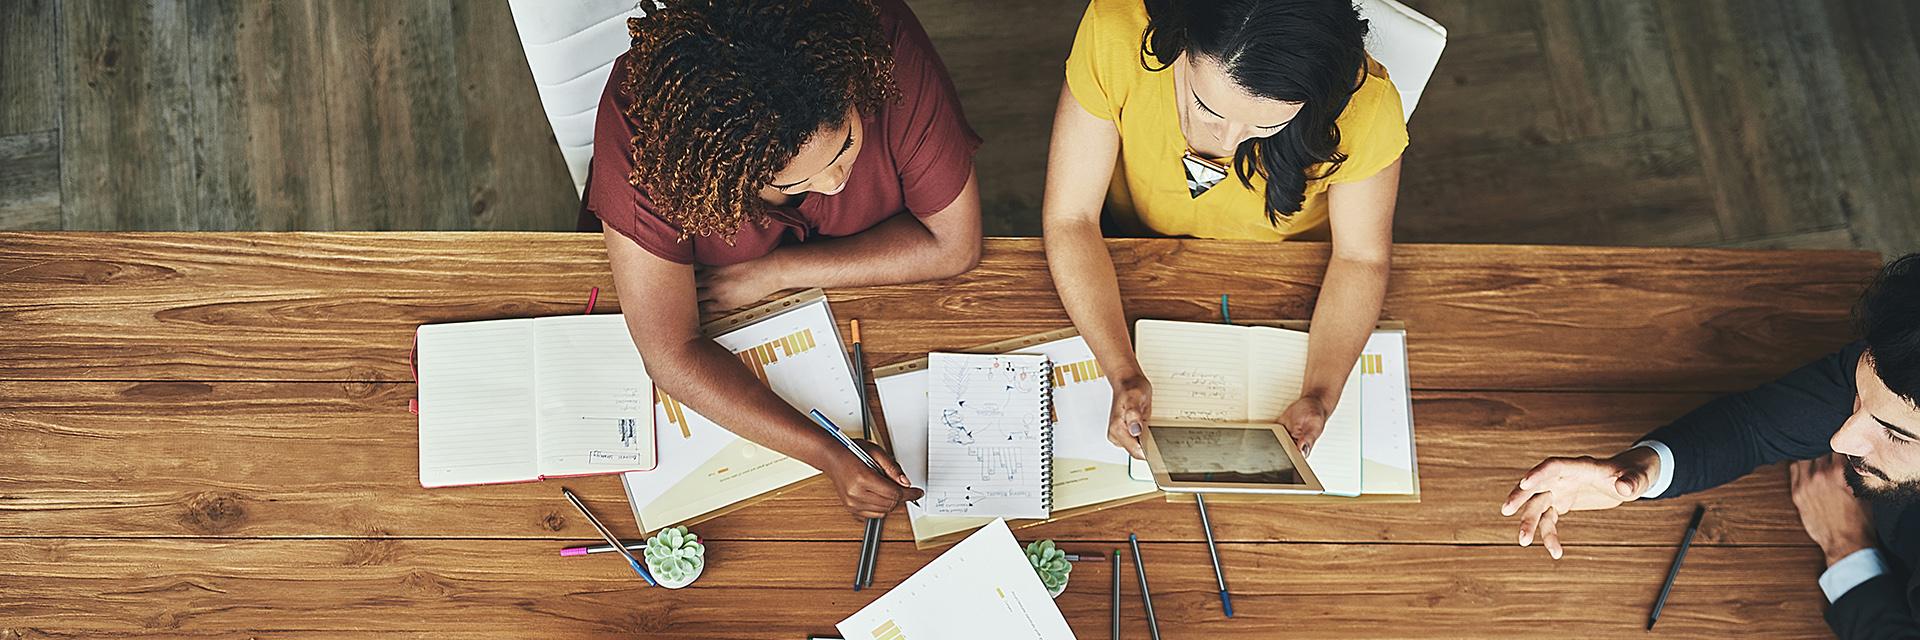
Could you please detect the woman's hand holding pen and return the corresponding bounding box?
[823,441,923,520]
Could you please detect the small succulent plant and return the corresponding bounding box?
[643,526,705,584]
[1024,539,1071,594]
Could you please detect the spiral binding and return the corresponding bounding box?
[1037,358,1055,514]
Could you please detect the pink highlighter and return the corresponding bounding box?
[560,540,645,557]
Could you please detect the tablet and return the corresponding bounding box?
[1138,421,1322,494]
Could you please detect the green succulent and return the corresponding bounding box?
[1024,539,1071,593]
[643,526,705,583]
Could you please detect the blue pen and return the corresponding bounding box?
[809,408,918,506]
[1200,294,1234,618]
[562,487,657,586]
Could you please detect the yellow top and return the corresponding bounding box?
[1065,0,1409,240]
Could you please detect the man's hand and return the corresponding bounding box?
[1107,375,1151,460]
[1276,395,1330,455]
[821,441,925,520]
[696,262,785,312]
[1500,446,1661,559]
[1790,453,1877,567]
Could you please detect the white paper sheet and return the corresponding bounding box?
[837,519,1076,640]
[530,314,656,476]
[1359,330,1417,494]
[417,319,539,487]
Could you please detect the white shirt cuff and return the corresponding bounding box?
[1630,440,1676,499]
[1819,548,1890,603]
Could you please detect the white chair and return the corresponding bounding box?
[1356,0,1448,122]
[508,0,658,197]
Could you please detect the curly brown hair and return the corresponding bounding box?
[620,0,900,242]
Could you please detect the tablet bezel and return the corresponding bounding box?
[1138,420,1323,494]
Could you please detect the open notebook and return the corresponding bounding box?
[876,331,1158,547]
[416,314,657,488]
[923,353,1055,519]
[1134,319,1364,496]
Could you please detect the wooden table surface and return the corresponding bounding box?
[0,233,1883,638]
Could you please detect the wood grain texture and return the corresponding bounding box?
[0,0,60,136]
[1809,0,1920,259]
[1398,30,1567,154]
[319,0,466,230]
[914,0,1084,235]
[1397,129,1718,245]
[0,131,61,230]
[1537,0,1688,138]
[0,234,1876,393]
[186,0,334,231]
[0,539,1828,638]
[1660,0,1855,241]
[0,380,1820,546]
[449,0,580,231]
[59,0,196,230]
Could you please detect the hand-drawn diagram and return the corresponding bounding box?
[925,354,1052,518]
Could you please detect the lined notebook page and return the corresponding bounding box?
[1247,326,1361,496]
[530,315,656,477]
[1134,320,1250,422]
[924,353,1052,519]
[417,319,539,487]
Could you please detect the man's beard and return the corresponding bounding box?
[1843,455,1920,508]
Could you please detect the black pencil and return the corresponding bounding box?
[1647,504,1707,630]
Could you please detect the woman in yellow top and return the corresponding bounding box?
[1042,0,1407,458]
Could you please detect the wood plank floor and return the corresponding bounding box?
[0,0,1914,255]
[0,234,1884,637]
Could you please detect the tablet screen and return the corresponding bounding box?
[1151,426,1303,484]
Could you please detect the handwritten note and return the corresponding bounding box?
[924,353,1052,519]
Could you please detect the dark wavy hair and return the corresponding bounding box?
[1861,252,1920,404]
[1140,0,1369,224]
[620,0,899,241]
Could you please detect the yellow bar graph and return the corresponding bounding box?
[1363,353,1384,375]
[1051,358,1104,387]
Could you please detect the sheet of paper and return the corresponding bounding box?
[416,318,539,487]
[1359,330,1417,494]
[529,314,656,476]
[837,519,1076,640]
[924,353,1052,519]
[622,298,862,528]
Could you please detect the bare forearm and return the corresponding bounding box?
[641,328,841,470]
[1044,216,1142,381]
[1301,255,1388,405]
[758,212,974,290]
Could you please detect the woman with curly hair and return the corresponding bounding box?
[1042,0,1407,460]
[587,0,981,519]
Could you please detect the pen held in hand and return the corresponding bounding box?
[809,408,921,507]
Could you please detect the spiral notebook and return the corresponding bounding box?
[923,352,1054,519]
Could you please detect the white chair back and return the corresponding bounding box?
[1355,0,1447,122]
[508,0,656,196]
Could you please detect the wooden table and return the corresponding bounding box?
[0,233,1882,638]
